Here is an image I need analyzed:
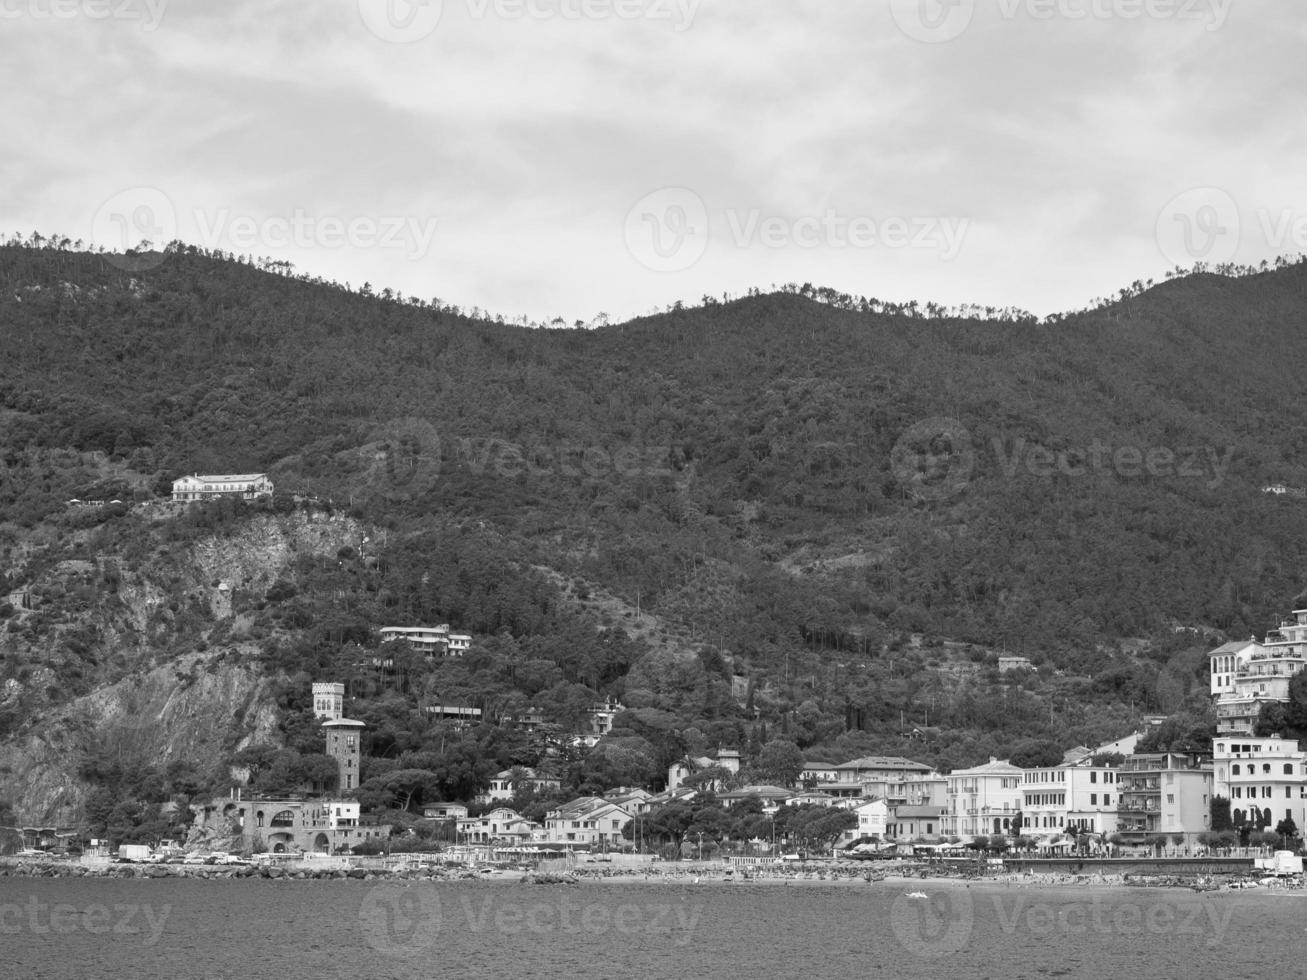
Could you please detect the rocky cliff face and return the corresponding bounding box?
[0,507,367,823]
[0,652,281,823]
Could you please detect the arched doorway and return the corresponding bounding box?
[268,832,294,853]
[314,833,330,853]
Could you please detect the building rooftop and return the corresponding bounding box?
[948,758,1023,776]
[833,756,933,772]
[175,473,268,483]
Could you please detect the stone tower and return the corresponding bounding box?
[322,718,366,793]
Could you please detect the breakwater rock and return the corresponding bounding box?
[0,860,491,883]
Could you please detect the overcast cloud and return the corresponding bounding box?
[2,0,1303,324]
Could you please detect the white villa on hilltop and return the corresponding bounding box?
[171,473,273,502]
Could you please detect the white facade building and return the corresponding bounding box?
[1213,735,1307,833]
[171,473,273,502]
[945,759,1023,838]
[1020,763,1120,837]
[380,625,472,658]
[311,682,344,721]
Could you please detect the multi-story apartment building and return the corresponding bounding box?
[457,807,542,844]
[1210,610,1307,735]
[1212,735,1307,831]
[1020,762,1120,837]
[887,773,948,808]
[544,797,636,846]
[944,759,1023,837]
[825,756,935,799]
[1115,753,1212,845]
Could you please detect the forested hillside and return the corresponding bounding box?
[2,238,1306,827]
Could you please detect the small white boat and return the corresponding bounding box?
[905,891,928,900]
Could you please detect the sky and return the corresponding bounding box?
[3,0,1305,325]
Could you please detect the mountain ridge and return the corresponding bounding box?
[3,241,1307,829]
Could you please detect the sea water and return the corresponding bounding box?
[1,876,1299,979]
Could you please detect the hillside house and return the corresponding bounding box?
[480,768,562,803]
[171,473,273,502]
[667,748,741,791]
[380,625,472,658]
